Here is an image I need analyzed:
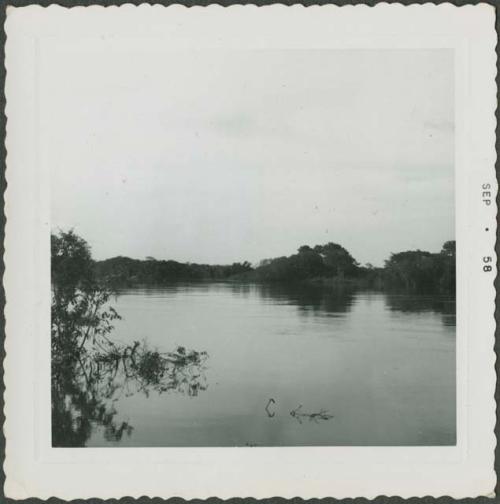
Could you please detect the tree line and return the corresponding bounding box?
[55,230,455,294]
[239,240,455,294]
[95,256,253,286]
[383,241,455,294]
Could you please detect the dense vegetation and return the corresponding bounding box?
[51,230,208,447]
[94,241,455,295]
[95,256,253,286]
[253,243,359,282]
[65,229,455,294]
[384,241,456,294]
[238,240,455,294]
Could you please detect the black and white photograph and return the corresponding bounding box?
[3,4,496,499]
[49,47,456,448]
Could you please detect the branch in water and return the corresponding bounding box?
[290,405,334,423]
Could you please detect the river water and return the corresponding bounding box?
[81,283,455,447]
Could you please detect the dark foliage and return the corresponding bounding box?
[253,242,358,282]
[95,256,253,286]
[52,341,208,446]
[52,230,122,376]
[51,230,209,447]
[383,241,456,294]
[93,238,455,294]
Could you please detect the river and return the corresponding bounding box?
[63,283,456,447]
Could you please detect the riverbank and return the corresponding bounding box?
[93,239,455,295]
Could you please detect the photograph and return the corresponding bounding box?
[49,47,456,448]
[5,4,497,499]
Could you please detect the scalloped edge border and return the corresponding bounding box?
[1,1,497,502]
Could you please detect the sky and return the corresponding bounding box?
[47,46,454,267]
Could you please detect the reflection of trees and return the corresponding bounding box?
[384,294,456,327]
[52,343,208,447]
[52,361,134,447]
[229,283,251,297]
[384,294,456,315]
[255,283,355,315]
[252,282,455,325]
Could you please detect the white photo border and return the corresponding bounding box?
[3,3,497,499]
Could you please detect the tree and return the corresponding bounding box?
[298,245,313,254]
[294,247,325,278]
[313,242,359,276]
[439,240,456,293]
[253,242,359,281]
[51,230,209,447]
[383,241,455,294]
[51,230,121,374]
[441,240,456,257]
[52,230,94,302]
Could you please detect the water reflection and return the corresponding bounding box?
[385,293,456,326]
[52,344,209,447]
[255,283,356,316]
[255,283,455,325]
[117,283,455,324]
[54,284,456,447]
[385,294,455,314]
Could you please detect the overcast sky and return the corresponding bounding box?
[48,47,454,266]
